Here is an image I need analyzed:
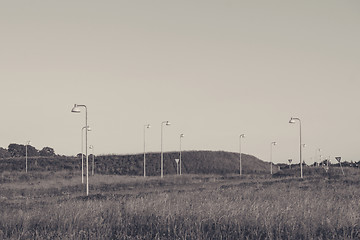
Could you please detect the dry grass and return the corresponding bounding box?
[0,169,360,239]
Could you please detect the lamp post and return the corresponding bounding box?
[179,134,184,175]
[161,121,170,178]
[81,126,91,183]
[72,104,90,196]
[288,159,292,169]
[89,145,94,176]
[143,124,151,177]
[239,134,245,176]
[316,148,321,167]
[289,117,303,178]
[270,141,277,175]
[25,140,30,173]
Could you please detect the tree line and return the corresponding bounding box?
[0,144,55,158]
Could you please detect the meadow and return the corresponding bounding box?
[0,168,360,239]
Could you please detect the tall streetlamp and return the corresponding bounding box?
[161,121,170,178]
[239,134,245,176]
[270,141,277,175]
[72,104,90,196]
[179,134,184,175]
[289,117,303,178]
[89,145,94,176]
[81,126,91,183]
[25,140,30,173]
[143,124,151,177]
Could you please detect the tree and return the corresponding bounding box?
[39,147,55,156]
[8,143,39,157]
[27,145,39,157]
[8,143,24,157]
[0,147,11,158]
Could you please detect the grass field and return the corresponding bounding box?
[0,168,360,239]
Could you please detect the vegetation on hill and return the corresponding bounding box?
[0,151,272,176]
[3,143,56,157]
[95,151,272,176]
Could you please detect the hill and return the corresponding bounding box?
[0,151,273,176]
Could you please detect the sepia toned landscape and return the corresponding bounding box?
[1,1,360,239]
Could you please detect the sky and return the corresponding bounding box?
[0,0,359,165]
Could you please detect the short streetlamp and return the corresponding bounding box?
[288,159,292,169]
[270,141,277,175]
[316,148,321,166]
[81,126,91,183]
[143,124,151,177]
[179,133,184,175]
[89,145,94,176]
[239,134,245,176]
[25,140,31,173]
[72,104,90,196]
[289,117,303,178]
[161,121,170,178]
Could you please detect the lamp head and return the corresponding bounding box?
[146,124,151,128]
[272,141,277,146]
[166,121,171,126]
[180,134,184,138]
[289,117,295,124]
[71,104,81,113]
[82,126,91,131]
[240,134,245,138]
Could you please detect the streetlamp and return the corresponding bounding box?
[289,117,303,178]
[143,124,151,177]
[161,121,170,178]
[239,134,245,176]
[81,126,91,183]
[25,140,30,173]
[89,145,94,176]
[72,104,90,196]
[288,159,292,169]
[316,148,321,166]
[179,134,184,175]
[270,141,277,175]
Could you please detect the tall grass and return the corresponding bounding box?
[0,171,360,239]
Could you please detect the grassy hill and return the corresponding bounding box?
[0,151,273,176]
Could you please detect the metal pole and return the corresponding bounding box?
[299,120,303,178]
[161,122,164,178]
[239,134,245,175]
[340,161,345,176]
[180,134,184,175]
[92,146,94,176]
[270,143,273,175]
[239,137,242,175]
[85,106,88,195]
[144,125,146,177]
[81,127,85,184]
[25,143,28,173]
[180,136,182,175]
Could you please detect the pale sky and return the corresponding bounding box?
[1,0,359,164]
